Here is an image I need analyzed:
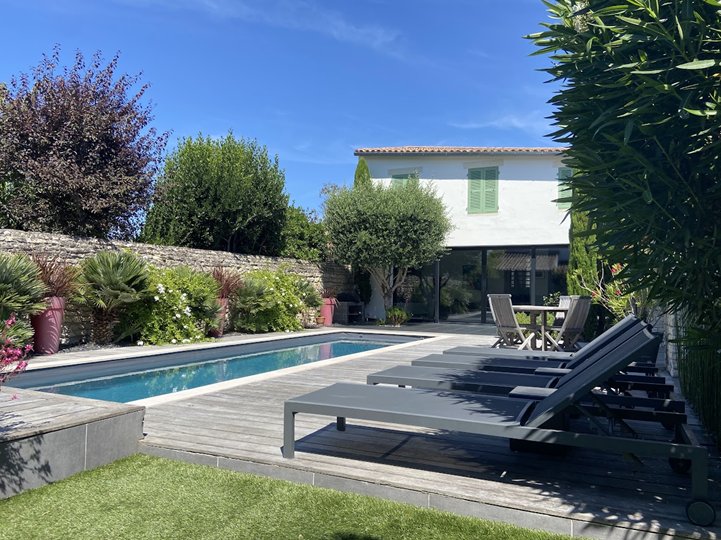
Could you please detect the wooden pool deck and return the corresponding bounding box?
[136,329,721,540]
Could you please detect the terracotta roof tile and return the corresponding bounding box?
[354,146,567,156]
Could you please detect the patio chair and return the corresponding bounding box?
[445,313,640,362]
[551,295,572,328]
[488,294,534,349]
[545,296,592,351]
[282,327,714,526]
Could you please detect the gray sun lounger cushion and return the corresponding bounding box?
[366,365,685,422]
[368,365,558,393]
[444,314,640,360]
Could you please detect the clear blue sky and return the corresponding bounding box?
[0,0,559,210]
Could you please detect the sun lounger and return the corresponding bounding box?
[283,330,715,526]
[368,330,684,427]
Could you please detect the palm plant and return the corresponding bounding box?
[0,253,48,344]
[79,251,149,344]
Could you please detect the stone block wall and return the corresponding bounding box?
[0,229,352,344]
[0,229,351,292]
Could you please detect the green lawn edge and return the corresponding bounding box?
[0,454,571,540]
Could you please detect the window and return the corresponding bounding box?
[467,167,499,214]
[390,173,410,188]
[557,167,573,209]
[390,172,420,188]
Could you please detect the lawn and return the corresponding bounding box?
[0,454,569,540]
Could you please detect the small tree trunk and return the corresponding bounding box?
[92,310,115,345]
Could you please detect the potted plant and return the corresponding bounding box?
[210,267,242,337]
[296,280,323,327]
[319,287,337,327]
[30,255,80,354]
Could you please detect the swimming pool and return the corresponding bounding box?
[13,333,418,403]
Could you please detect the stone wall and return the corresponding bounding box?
[0,229,351,292]
[0,229,352,345]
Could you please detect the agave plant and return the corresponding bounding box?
[79,251,149,344]
[0,253,48,345]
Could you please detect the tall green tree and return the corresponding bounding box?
[142,133,288,255]
[0,48,167,239]
[531,0,721,333]
[324,181,451,309]
[353,158,372,189]
[532,1,721,438]
[280,205,327,261]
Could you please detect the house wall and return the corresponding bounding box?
[362,153,571,320]
[364,154,570,247]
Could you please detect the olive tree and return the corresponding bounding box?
[0,48,167,239]
[324,181,451,308]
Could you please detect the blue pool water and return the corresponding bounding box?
[35,340,393,403]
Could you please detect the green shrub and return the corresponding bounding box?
[0,253,47,345]
[230,269,307,333]
[120,266,219,345]
[79,251,149,344]
[383,307,411,326]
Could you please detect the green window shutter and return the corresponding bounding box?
[482,167,499,213]
[468,167,499,214]
[391,174,409,188]
[557,167,573,209]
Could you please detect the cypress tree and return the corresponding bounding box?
[353,158,372,189]
[566,210,597,295]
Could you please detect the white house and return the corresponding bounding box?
[354,146,571,322]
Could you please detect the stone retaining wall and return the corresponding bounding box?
[0,229,352,345]
[0,229,351,292]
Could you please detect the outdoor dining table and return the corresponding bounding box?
[512,304,569,351]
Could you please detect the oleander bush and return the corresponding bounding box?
[0,253,48,345]
[230,269,309,333]
[120,266,219,345]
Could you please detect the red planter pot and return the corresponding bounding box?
[319,298,336,327]
[31,296,66,355]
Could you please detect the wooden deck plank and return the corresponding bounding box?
[137,330,721,538]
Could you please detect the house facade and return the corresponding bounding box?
[354,146,571,322]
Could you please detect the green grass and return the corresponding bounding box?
[0,454,569,540]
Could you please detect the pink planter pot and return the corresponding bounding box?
[319,298,336,327]
[31,296,66,355]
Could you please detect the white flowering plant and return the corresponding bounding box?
[119,266,220,345]
[230,268,310,333]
